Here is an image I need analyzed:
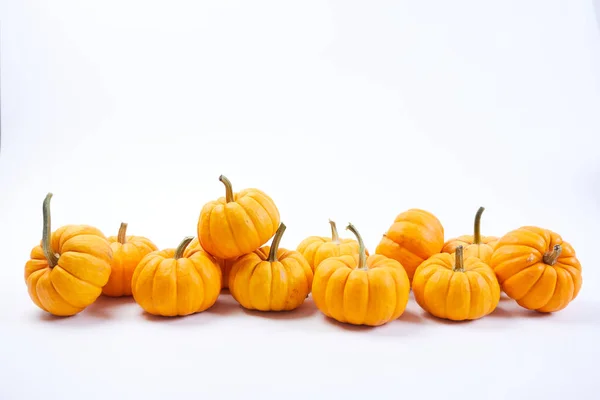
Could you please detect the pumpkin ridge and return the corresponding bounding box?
[148,256,165,315]
[221,205,243,256]
[508,263,548,301]
[48,272,83,311]
[27,269,48,312]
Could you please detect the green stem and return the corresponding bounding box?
[543,244,562,266]
[174,236,194,259]
[328,219,340,243]
[453,245,465,272]
[268,223,286,262]
[219,175,234,203]
[474,206,484,245]
[346,223,367,270]
[117,222,128,244]
[42,193,59,268]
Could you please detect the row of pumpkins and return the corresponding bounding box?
[24,175,583,326]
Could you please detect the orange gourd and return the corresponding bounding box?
[188,237,237,290]
[131,236,221,317]
[229,223,313,311]
[197,175,280,260]
[312,223,411,327]
[24,193,113,316]
[375,208,444,283]
[412,246,500,321]
[296,219,368,272]
[103,222,158,297]
[489,226,582,313]
[441,207,498,264]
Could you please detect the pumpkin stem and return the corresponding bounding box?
[329,219,340,243]
[268,223,286,262]
[42,193,59,268]
[453,245,465,272]
[174,236,194,259]
[117,222,128,244]
[346,223,367,270]
[473,206,484,245]
[219,175,234,203]
[543,244,562,266]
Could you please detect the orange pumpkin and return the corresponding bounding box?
[197,175,280,260]
[229,223,313,311]
[131,236,221,317]
[441,207,498,264]
[296,219,368,272]
[489,226,582,313]
[312,223,411,326]
[375,208,444,283]
[103,222,158,297]
[24,193,113,316]
[187,237,237,290]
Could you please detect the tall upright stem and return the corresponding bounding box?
[219,175,234,203]
[174,236,194,259]
[328,219,340,243]
[473,206,485,245]
[346,223,367,270]
[543,244,562,266]
[118,222,128,244]
[42,193,59,268]
[453,245,465,272]
[268,223,286,262]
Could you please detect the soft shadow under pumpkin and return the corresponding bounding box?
[240,298,319,320]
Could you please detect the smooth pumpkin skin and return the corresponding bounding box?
[375,208,445,283]
[412,249,500,321]
[489,226,582,313]
[103,223,158,297]
[229,223,313,311]
[131,237,221,317]
[188,237,237,289]
[296,220,368,272]
[441,207,498,264]
[312,224,411,327]
[198,175,280,260]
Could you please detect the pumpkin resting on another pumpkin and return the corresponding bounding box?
[312,223,411,327]
[24,193,113,316]
[441,206,498,264]
[375,208,444,284]
[131,236,221,317]
[103,222,158,297]
[489,226,582,313]
[296,219,368,272]
[187,237,237,290]
[197,175,280,260]
[229,223,313,311]
[412,246,500,321]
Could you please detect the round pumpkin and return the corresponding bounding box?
[229,223,313,311]
[296,219,368,272]
[441,206,498,264]
[412,245,500,321]
[187,237,237,290]
[102,222,158,297]
[375,208,444,283]
[131,236,221,317]
[197,175,280,259]
[489,226,582,313]
[24,193,113,316]
[312,223,411,327]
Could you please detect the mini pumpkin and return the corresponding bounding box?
[412,245,500,321]
[229,223,313,311]
[489,226,582,313]
[375,208,444,283]
[296,219,368,272]
[131,236,221,317]
[187,237,237,290]
[312,223,411,327]
[102,222,158,297]
[24,193,113,316]
[197,175,280,260]
[441,206,498,264]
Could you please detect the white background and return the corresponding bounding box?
[2,1,600,399]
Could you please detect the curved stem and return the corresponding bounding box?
[346,223,367,270]
[174,236,194,259]
[219,175,234,203]
[473,206,485,244]
[543,244,562,266]
[328,219,340,243]
[268,223,286,262]
[117,222,128,244]
[42,193,59,268]
[453,245,465,272]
